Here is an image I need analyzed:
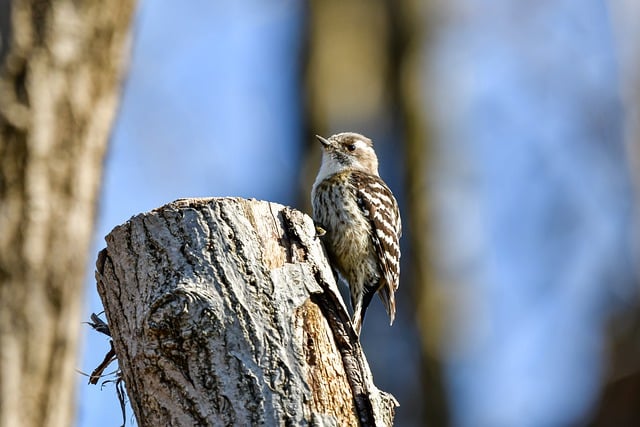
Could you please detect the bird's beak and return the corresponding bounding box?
[315,135,331,148]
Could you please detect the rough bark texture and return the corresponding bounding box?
[96,197,396,426]
[0,1,135,426]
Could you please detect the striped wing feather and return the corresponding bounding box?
[351,172,402,323]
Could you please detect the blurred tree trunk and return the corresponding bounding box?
[96,197,397,426]
[386,1,450,425]
[604,0,640,380]
[589,2,640,425]
[300,0,392,209]
[0,0,135,426]
[303,1,449,425]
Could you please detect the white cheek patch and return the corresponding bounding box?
[355,141,377,162]
[351,139,378,172]
[353,139,370,151]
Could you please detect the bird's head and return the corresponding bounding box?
[315,132,379,178]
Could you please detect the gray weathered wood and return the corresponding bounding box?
[96,197,397,426]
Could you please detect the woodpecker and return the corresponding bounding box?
[311,132,401,335]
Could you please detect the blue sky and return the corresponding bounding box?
[426,1,636,425]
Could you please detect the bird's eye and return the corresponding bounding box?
[346,144,356,152]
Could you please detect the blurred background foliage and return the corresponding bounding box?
[80,1,640,426]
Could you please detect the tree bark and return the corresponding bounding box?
[95,197,397,426]
[0,1,135,426]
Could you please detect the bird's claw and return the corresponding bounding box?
[315,225,327,237]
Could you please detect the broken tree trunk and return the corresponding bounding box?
[95,197,397,426]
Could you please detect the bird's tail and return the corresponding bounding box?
[351,286,377,336]
[377,283,396,326]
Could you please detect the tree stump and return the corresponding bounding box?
[95,197,397,426]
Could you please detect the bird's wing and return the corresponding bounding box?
[351,172,402,323]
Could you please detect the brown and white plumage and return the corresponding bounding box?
[311,132,401,335]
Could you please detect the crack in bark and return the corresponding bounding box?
[310,270,376,427]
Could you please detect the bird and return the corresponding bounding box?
[311,132,401,335]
